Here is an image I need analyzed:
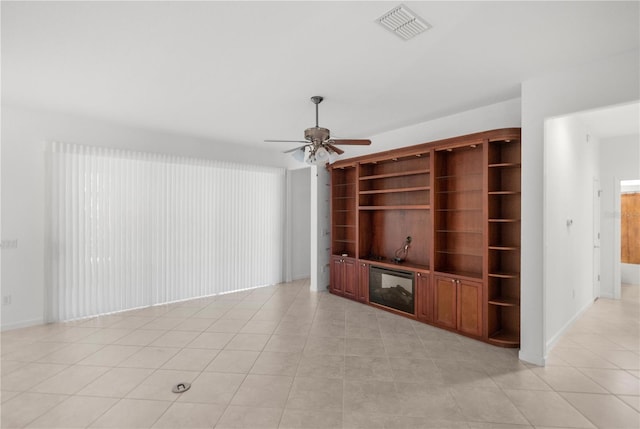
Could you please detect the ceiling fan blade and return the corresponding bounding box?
[330,139,372,146]
[265,139,309,143]
[326,144,344,155]
[283,145,307,154]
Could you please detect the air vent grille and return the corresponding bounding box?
[377,4,431,41]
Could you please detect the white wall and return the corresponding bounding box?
[337,98,521,158]
[622,264,640,285]
[288,167,311,281]
[544,116,599,349]
[600,136,640,293]
[1,104,294,329]
[520,49,640,365]
[310,166,331,292]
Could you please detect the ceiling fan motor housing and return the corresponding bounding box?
[305,127,331,143]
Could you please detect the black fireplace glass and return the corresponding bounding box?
[369,266,414,314]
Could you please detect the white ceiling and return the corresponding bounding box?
[2,1,639,153]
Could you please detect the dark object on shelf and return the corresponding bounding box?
[393,236,412,262]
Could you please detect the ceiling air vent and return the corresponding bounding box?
[377,4,431,41]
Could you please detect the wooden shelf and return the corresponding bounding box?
[488,191,520,195]
[488,296,519,307]
[436,249,483,257]
[359,169,429,181]
[435,208,482,212]
[489,272,519,279]
[359,186,430,195]
[435,269,483,280]
[488,218,519,223]
[488,330,520,346]
[435,172,482,180]
[488,162,521,168]
[489,245,519,251]
[436,229,482,234]
[359,205,430,210]
[362,258,430,272]
[435,189,482,194]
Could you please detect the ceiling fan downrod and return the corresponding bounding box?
[311,96,323,128]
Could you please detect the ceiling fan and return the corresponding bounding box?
[265,96,372,165]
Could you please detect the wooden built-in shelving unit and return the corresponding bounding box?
[486,137,521,346]
[329,128,521,348]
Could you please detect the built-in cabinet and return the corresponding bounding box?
[433,274,457,329]
[330,255,356,297]
[329,128,521,348]
[357,261,370,303]
[433,273,482,336]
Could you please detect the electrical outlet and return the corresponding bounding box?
[3,295,12,306]
[0,239,18,249]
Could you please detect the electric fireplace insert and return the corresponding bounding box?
[369,266,414,314]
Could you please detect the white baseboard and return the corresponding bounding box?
[545,298,594,353]
[1,318,44,331]
[519,350,546,367]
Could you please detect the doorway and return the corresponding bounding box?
[617,179,640,296]
[542,101,639,354]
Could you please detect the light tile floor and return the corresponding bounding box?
[1,279,638,428]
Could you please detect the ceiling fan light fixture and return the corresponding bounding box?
[292,147,306,162]
[328,151,339,164]
[377,4,431,41]
[270,95,372,164]
[315,146,330,162]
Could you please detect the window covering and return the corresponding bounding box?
[46,142,285,321]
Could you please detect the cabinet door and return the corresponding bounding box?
[434,275,457,329]
[330,256,344,295]
[358,262,369,303]
[457,279,482,337]
[343,258,357,299]
[416,272,432,322]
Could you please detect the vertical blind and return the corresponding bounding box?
[46,142,285,322]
